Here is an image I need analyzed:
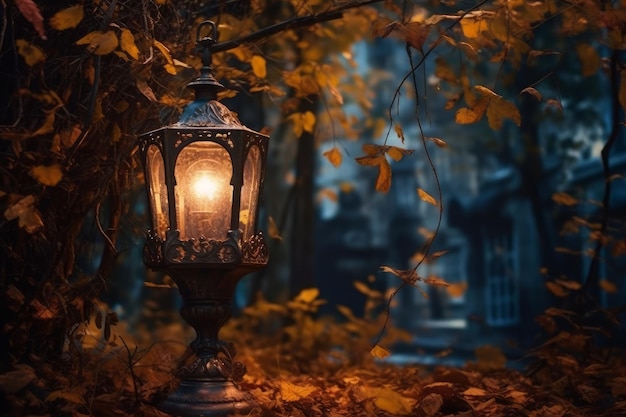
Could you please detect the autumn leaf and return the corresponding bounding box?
[387,146,413,162]
[288,111,316,137]
[15,39,45,66]
[136,79,157,102]
[427,137,448,148]
[153,39,174,64]
[49,5,84,30]
[418,188,438,206]
[370,345,391,359]
[424,276,450,287]
[420,393,443,416]
[521,87,543,101]
[362,386,415,415]
[76,31,119,55]
[552,191,578,206]
[30,164,63,186]
[279,381,317,402]
[15,0,45,39]
[295,288,319,303]
[120,29,140,60]
[457,85,521,129]
[394,124,405,142]
[251,55,267,78]
[3,195,43,233]
[546,281,569,297]
[599,279,618,294]
[323,147,342,167]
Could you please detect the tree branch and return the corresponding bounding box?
[212,0,384,52]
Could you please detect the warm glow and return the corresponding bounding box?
[193,172,218,200]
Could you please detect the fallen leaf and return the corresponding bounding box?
[49,5,84,30]
[120,29,139,60]
[76,31,119,55]
[30,164,63,186]
[279,381,317,402]
[15,39,45,66]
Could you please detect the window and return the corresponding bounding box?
[484,221,520,326]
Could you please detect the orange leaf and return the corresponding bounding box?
[552,192,578,206]
[49,5,84,30]
[418,188,438,206]
[375,158,392,193]
[322,147,342,167]
[251,55,267,78]
[370,345,391,359]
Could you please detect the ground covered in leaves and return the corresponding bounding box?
[2,288,626,417]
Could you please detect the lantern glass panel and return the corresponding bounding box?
[174,141,233,240]
[146,144,169,238]
[240,145,262,240]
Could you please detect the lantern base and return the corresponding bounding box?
[158,379,256,417]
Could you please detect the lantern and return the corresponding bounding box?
[138,21,268,416]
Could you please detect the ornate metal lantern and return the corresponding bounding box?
[138,21,268,416]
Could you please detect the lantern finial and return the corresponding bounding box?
[187,20,224,100]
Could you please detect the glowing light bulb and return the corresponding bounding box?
[193,173,217,200]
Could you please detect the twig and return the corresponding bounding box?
[582,50,622,294]
[212,0,384,52]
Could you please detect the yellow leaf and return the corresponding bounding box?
[301,111,316,134]
[460,15,487,39]
[486,96,521,129]
[267,216,282,241]
[251,55,267,78]
[76,31,118,55]
[370,345,391,359]
[164,63,177,75]
[323,147,342,167]
[455,98,488,124]
[279,381,316,402]
[576,43,600,77]
[120,29,139,60]
[153,39,173,64]
[295,288,319,303]
[600,279,618,294]
[49,5,84,30]
[30,164,63,186]
[418,188,438,206]
[288,111,316,137]
[15,39,45,66]
[362,387,415,415]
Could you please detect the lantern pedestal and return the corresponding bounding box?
[157,267,260,417]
